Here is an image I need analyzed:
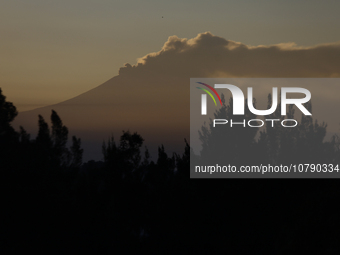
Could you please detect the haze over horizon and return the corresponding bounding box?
[9,31,340,162]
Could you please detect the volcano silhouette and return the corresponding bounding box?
[12,32,340,161]
[13,73,189,161]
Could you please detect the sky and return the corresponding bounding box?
[1,0,340,111]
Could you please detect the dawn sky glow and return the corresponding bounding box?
[1,0,340,111]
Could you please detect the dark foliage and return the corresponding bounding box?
[2,88,340,254]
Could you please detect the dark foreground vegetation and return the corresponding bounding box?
[2,88,340,254]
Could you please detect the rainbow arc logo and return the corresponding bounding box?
[196,82,222,115]
[196,82,222,106]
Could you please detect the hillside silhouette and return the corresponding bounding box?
[13,74,190,161]
[2,88,340,253]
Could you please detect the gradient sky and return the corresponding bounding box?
[1,0,340,111]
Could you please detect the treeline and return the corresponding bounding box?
[196,93,340,167]
[2,88,340,254]
[1,88,188,254]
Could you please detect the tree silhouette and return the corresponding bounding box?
[0,88,19,170]
[2,86,340,254]
[51,110,70,167]
[0,88,18,131]
[257,96,330,164]
[197,92,333,167]
[198,93,258,166]
[70,136,83,169]
[102,130,145,175]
